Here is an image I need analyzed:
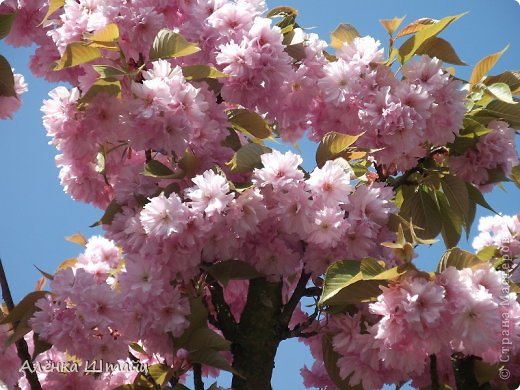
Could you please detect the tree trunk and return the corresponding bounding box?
[231,278,283,390]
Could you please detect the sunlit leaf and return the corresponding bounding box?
[0,13,16,40]
[0,55,16,97]
[147,364,173,387]
[78,79,121,104]
[470,45,509,85]
[330,24,360,50]
[228,109,271,139]
[473,98,520,128]
[486,82,515,104]
[511,165,520,188]
[484,70,520,94]
[227,143,271,173]
[56,258,78,273]
[398,13,466,64]
[379,16,405,36]
[415,36,466,65]
[87,23,119,45]
[476,245,498,261]
[149,29,201,60]
[54,42,101,70]
[316,131,364,167]
[396,17,437,38]
[65,233,87,246]
[266,6,298,18]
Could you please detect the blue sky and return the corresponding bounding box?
[0,0,519,389]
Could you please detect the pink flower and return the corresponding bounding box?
[185,170,234,216]
[307,160,353,206]
[140,193,189,237]
[253,150,304,190]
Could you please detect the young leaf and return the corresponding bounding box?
[266,6,298,18]
[0,291,50,325]
[227,143,271,173]
[476,245,498,261]
[146,364,173,387]
[474,98,520,129]
[330,24,360,50]
[65,233,87,246]
[0,55,16,97]
[396,17,437,38]
[206,260,262,287]
[182,65,228,81]
[143,160,177,178]
[54,42,101,70]
[0,13,16,40]
[484,70,520,94]
[470,45,509,86]
[415,37,466,65]
[320,260,361,304]
[228,109,271,139]
[149,29,201,60]
[56,257,78,273]
[78,79,121,104]
[398,13,466,64]
[87,23,119,47]
[379,16,405,36]
[316,131,364,167]
[436,248,484,273]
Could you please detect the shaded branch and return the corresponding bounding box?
[193,363,204,390]
[0,259,42,390]
[279,270,311,329]
[430,354,439,390]
[207,277,238,341]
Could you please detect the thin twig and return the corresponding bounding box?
[193,363,204,390]
[0,259,42,390]
[279,270,311,330]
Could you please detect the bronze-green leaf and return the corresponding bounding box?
[149,29,201,60]
[379,16,405,36]
[228,109,271,139]
[0,55,16,97]
[93,65,127,79]
[78,79,121,105]
[90,199,122,227]
[399,186,442,240]
[143,160,177,178]
[182,65,228,81]
[1,291,50,326]
[316,131,364,168]
[227,143,271,173]
[396,17,437,38]
[436,247,484,273]
[436,190,462,249]
[415,36,466,65]
[330,24,360,50]
[0,13,16,40]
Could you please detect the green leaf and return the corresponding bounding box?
[0,55,16,97]
[266,6,298,18]
[146,364,173,386]
[174,297,208,347]
[436,190,462,249]
[476,245,498,261]
[470,45,509,85]
[396,17,437,38]
[129,342,147,355]
[149,29,201,60]
[398,13,466,64]
[359,257,386,278]
[0,13,16,40]
[90,199,122,227]
[228,109,271,139]
[227,143,271,173]
[316,131,364,168]
[465,182,496,213]
[93,65,127,79]
[189,349,235,373]
[415,37,466,65]
[330,24,360,50]
[54,42,101,70]
[379,16,405,36]
[32,332,52,360]
[78,79,121,104]
[511,165,520,188]
[486,82,515,104]
[41,0,64,25]
[178,150,201,179]
[436,248,484,273]
[320,260,361,304]
[185,328,231,352]
[86,23,119,49]
[182,65,228,81]
[0,291,50,326]
[399,186,442,240]
[441,175,469,217]
[206,260,262,286]
[143,160,177,178]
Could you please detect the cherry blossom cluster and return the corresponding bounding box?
[0,70,27,120]
[302,264,520,389]
[450,120,519,191]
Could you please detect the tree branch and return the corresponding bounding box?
[279,270,311,330]
[0,259,42,390]
[430,354,439,390]
[193,363,204,390]
[207,278,238,341]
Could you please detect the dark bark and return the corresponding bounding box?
[231,278,283,390]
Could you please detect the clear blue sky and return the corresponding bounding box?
[0,1,519,389]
